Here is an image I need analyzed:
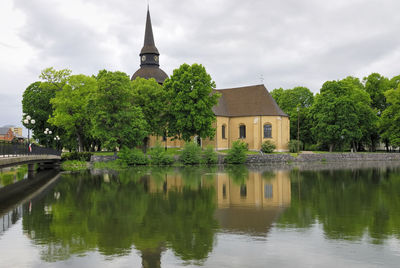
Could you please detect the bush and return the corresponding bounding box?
[306,144,320,151]
[180,142,201,165]
[61,160,88,171]
[61,151,93,161]
[118,147,148,165]
[149,142,174,165]
[202,146,218,164]
[261,140,276,153]
[225,140,248,164]
[288,140,303,153]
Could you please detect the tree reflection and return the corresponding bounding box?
[277,167,400,243]
[22,169,218,265]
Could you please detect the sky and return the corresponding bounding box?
[1,0,400,132]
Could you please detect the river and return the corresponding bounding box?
[1,162,400,267]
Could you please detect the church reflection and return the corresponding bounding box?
[141,168,291,237]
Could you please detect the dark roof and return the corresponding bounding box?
[213,84,288,117]
[140,8,159,55]
[0,127,11,135]
[131,66,168,84]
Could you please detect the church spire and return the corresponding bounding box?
[131,7,168,84]
[140,7,159,56]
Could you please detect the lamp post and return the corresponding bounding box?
[44,128,52,148]
[297,107,300,153]
[54,135,60,150]
[23,115,35,154]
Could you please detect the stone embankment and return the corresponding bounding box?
[244,152,400,164]
[91,152,400,165]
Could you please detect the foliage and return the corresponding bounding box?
[164,63,220,141]
[288,140,303,153]
[310,77,377,152]
[91,70,148,150]
[261,140,276,153]
[49,74,97,152]
[271,86,314,145]
[131,77,168,137]
[92,159,128,170]
[22,170,217,261]
[61,152,93,161]
[22,81,57,146]
[179,142,202,165]
[61,160,88,171]
[118,147,149,165]
[202,146,218,164]
[363,73,391,115]
[148,142,174,165]
[380,85,400,147]
[225,140,248,164]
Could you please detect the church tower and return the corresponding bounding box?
[131,7,168,84]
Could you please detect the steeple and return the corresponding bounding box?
[131,7,168,84]
[140,7,159,56]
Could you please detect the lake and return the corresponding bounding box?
[1,162,400,267]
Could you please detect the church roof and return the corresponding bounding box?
[140,8,159,55]
[131,66,168,84]
[213,84,288,117]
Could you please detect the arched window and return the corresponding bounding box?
[264,124,272,138]
[239,124,246,139]
[222,124,226,139]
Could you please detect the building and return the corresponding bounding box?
[0,127,14,142]
[132,8,289,151]
[2,125,22,137]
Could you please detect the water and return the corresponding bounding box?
[1,163,400,267]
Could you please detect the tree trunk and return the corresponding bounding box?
[77,133,83,152]
[329,144,334,152]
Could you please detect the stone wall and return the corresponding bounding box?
[243,153,400,164]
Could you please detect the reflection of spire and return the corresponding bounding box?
[141,247,163,268]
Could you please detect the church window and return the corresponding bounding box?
[239,125,246,139]
[222,124,226,139]
[264,124,272,138]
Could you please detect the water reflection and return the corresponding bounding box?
[278,166,400,244]
[1,163,400,267]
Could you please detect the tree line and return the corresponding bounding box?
[22,64,219,152]
[271,73,400,152]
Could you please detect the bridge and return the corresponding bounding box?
[0,143,61,171]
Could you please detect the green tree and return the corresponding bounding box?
[310,77,376,152]
[271,86,314,147]
[363,73,390,115]
[48,74,97,151]
[380,85,400,148]
[131,77,168,137]
[91,70,148,150]
[164,63,220,142]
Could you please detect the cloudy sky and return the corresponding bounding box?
[1,0,400,131]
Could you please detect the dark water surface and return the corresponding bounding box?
[1,163,400,267]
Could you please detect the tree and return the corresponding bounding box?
[363,73,390,115]
[163,63,220,142]
[310,77,377,152]
[91,70,148,150]
[380,84,400,148]
[49,74,97,152]
[131,77,168,137]
[271,86,314,147]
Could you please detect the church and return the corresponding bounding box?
[131,9,290,151]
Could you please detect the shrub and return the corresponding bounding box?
[288,140,303,153]
[202,146,218,164]
[149,142,174,165]
[61,160,88,171]
[180,142,201,165]
[61,151,93,161]
[118,147,148,165]
[261,140,276,153]
[225,140,248,164]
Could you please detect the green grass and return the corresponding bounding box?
[61,160,88,171]
[93,160,128,170]
[92,151,116,156]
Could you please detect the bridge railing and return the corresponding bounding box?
[0,142,61,157]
